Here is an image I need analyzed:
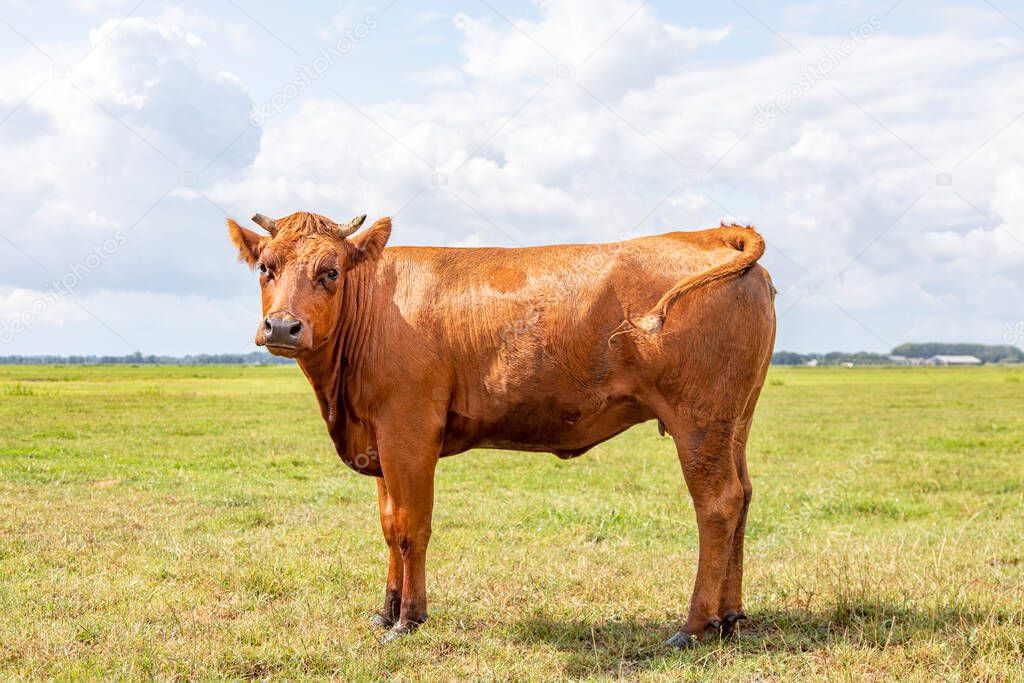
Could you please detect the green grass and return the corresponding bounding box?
[1,365,1022,680]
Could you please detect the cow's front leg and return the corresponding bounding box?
[376,419,441,643]
[371,476,403,629]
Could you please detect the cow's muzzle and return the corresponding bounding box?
[262,316,303,350]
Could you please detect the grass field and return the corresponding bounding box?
[0,364,1022,680]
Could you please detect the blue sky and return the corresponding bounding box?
[1,0,1023,355]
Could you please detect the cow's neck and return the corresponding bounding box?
[296,335,345,432]
[296,261,379,436]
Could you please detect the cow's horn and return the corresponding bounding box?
[338,214,367,238]
[251,213,277,236]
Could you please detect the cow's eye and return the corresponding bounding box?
[258,263,268,275]
[326,268,339,281]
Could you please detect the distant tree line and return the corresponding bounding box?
[0,351,294,365]
[771,351,893,366]
[772,343,1024,366]
[890,343,1024,363]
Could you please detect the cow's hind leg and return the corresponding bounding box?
[718,417,753,638]
[719,358,770,638]
[664,417,746,648]
[371,477,403,629]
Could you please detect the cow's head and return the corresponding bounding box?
[227,211,391,358]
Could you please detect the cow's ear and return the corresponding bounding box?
[227,218,266,267]
[351,217,391,265]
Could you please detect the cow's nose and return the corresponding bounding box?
[263,317,303,347]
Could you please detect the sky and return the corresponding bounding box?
[0,0,1023,356]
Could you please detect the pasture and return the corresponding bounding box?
[0,365,1022,680]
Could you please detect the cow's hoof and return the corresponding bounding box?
[665,630,695,649]
[379,626,406,645]
[379,621,419,644]
[721,610,747,638]
[370,613,394,629]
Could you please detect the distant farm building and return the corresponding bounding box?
[926,355,983,366]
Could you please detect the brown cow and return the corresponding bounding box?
[227,211,776,646]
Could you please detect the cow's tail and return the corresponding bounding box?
[616,224,766,338]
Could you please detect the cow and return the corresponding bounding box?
[227,211,776,647]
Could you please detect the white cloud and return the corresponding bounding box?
[453,0,731,100]
[319,1,376,39]
[0,13,260,353]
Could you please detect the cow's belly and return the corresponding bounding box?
[439,393,655,457]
